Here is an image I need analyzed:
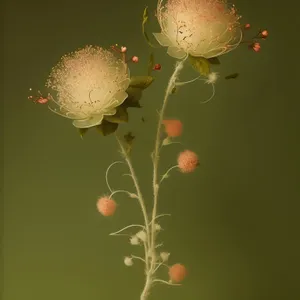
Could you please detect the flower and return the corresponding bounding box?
[205,72,219,84]
[97,197,117,216]
[168,263,187,283]
[136,230,147,242]
[163,119,183,137]
[160,251,170,262]
[154,0,243,59]
[177,150,199,173]
[130,236,140,245]
[46,45,130,129]
[124,256,133,266]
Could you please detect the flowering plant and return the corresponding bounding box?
[29,0,268,299]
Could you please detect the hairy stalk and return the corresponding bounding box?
[146,56,188,296]
[115,135,151,273]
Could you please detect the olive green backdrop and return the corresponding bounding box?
[3,0,299,299]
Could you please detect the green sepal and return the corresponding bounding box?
[189,55,211,76]
[96,120,119,136]
[104,106,128,124]
[124,131,135,155]
[122,87,143,108]
[78,128,89,138]
[207,57,221,65]
[129,76,155,90]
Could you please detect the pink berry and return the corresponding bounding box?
[168,263,187,283]
[121,46,127,53]
[252,42,261,52]
[261,30,268,38]
[131,56,139,63]
[244,23,251,29]
[162,119,183,137]
[153,63,161,70]
[97,197,117,216]
[177,150,199,173]
[37,97,48,104]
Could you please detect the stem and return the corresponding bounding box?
[149,56,187,272]
[109,224,145,236]
[115,135,151,272]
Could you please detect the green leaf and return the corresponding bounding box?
[142,7,159,48]
[123,87,143,108]
[129,76,154,89]
[96,120,118,136]
[207,57,221,65]
[189,55,211,76]
[147,52,154,76]
[104,106,128,123]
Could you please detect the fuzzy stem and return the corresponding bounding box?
[115,135,151,273]
[148,56,188,285]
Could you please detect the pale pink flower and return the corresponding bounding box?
[154,0,243,59]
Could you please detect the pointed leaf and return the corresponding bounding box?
[104,106,128,123]
[189,55,211,76]
[208,57,221,65]
[123,87,143,108]
[142,7,159,48]
[96,120,118,136]
[129,76,154,89]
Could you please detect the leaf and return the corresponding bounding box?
[96,120,119,136]
[78,128,88,138]
[104,106,128,123]
[129,76,155,89]
[147,52,154,76]
[189,55,211,76]
[123,87,143,108]
[225,73,239,80]
[207,57,221,65]
[142,7,159,48]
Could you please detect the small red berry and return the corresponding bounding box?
[153,63,161,71]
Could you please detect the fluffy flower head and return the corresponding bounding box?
[163,119,183,137]
[46,45,130,128]
[154,0,243,59]
[177,150,199,173]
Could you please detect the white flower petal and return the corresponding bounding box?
[72,114,104,128]
[113,90,128,104]
[167,47,186,59]
[153,33,173,47]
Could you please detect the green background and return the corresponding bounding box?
[3,0,299,299]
